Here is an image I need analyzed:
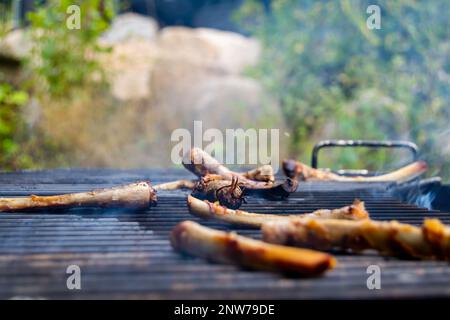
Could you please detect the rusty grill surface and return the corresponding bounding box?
[0,169,449,299]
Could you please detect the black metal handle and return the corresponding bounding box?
[312,140,419,172]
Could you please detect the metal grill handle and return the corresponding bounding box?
[312,140,419,174]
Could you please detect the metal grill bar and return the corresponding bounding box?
[0,169,449,299]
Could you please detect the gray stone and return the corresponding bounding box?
[0,29,30,60]
[100,13,158,45]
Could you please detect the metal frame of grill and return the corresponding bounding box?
[0,169,449,299]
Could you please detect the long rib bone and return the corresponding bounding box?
[283,160,428,183]
[187,195,369,228]
[153,179,196,191]
[183,148,274,187]
[171,220,336,276]
[0,182,157,212]
[262,218,450,260]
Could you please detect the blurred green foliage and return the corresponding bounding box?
[0,3,30,170]
[0,81,31,169]
[27,0,114,98]
[237,0,450,178]
[0,1,13,37]
[0,0,114,170]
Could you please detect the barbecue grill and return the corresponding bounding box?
[0,141,449,299]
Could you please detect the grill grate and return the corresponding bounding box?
[0,169,449,299]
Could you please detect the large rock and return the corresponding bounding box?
[0,29,30,60]
[40,19,287,168]
[157,27,260,74]
[100,13,158,44]
[151,26,268,127]
[103,40,158,100]
[148,27,286,166]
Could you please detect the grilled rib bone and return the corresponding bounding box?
[0,182,157,212]
[242,164,275,183]
[187,195,369,228]
[171,220,336,276]
[191,175,245,209]
[283,160,428,183]
[183,147,275,186]
[262,218,450,260]
[153,179,196,191]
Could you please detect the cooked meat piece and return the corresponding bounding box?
[283,160,428,182]
[192,175,245,210]
[0,182,157,212]
[171,220,336,276]
[187,195,368,227]
[154,179,196,191]
[243,178,298,200]
[191,174,298,209]
[242,164,275,183]
[262,218,450,260]
[182,148,274,187]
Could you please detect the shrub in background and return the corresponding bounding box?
[27,0,114,98]
[237,0,450,178]
[0,81,31,169]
